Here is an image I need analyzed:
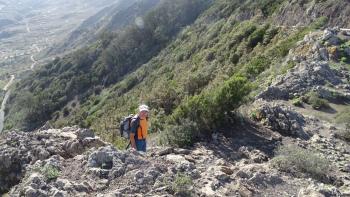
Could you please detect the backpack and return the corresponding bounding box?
[120,115,143,138]
[120,115,134,139]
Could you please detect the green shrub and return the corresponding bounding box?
[341,56,348,64]
[271,144,331,181]
[250,111,258,121]
[335,125,350,142]
[229,53,240,64]
[257,0,284,16]
[268,19,325,59]
[169,76,252,146]
[292,97,303,107]
[305,91,330,110]
[247,25,269,48]
[161,118,199,147]
[184,72,212,96]
[263,27,279,45]
[41,165,60,180]
[310,16,328,29]
[112,137,129,150]
[246,56,271,77]
[214,76,252,114]
[281,60,296,74]
[150,82,182,115]
[172,173,193,196]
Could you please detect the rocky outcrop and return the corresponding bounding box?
[0,127,105,194]
[247,26,350,196]
[0,124,349,196]
[253,101,310,139]
[258,28,350,102]
[273,0,350,28]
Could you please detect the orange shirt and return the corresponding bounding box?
[137,118,148,140]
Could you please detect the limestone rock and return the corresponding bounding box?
[254,102,309,139]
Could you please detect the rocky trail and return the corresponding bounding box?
[30,55,37,71]
[0,119,349,196]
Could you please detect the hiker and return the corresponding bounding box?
[130,104,149,152]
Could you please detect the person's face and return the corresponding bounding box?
[139,111,149,119]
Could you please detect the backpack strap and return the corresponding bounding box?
[131,116,142,140]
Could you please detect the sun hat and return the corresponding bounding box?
[139,104,149,112]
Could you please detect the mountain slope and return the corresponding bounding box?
[5,0,350,135]
[45,0,349,140]
[2,0,350,196]
[5,0,211,131]
[47,0,161,55]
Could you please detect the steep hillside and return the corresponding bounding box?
[1,0,350,196]
[47,0,161,55]
[5,0,211,131]
[5,0,350,137]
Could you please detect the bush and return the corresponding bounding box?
[150,81,182,115]
[292,97,303,107]
[247,25,269,48]
[112,137,130,150]
[335,126,350,142]
[263,27,279,45]
[206,51,215,61]
[168,76,251,147]
[271,144,331,181]
[305,92,330,110]
[63,107,70,117]
[229,53,240,64]
[161,118,199,147]
[41,165,60,180]
[281,60,296,75]
[257,0,284,16]
[184,72,212,96]
[246,56,271,77]
[172,173,193,196]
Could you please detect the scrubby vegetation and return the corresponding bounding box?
[292,97,303,107]
[5,0,211,131]
[172,173,193,196]
[5,0,329,147]
[335,126,350,142]
[335,109,350,125]
[304,91,330,110]
[271,144,332,182]
[40,165,61,180]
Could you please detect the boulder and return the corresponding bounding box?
[298,184,341,197]
[319,48,329,61]
[255,103,309,139]
[157,147,174,156]
[256,86,290,100]
[220,166,234,175]
[88,146,118,169]
[76,128,95,140]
